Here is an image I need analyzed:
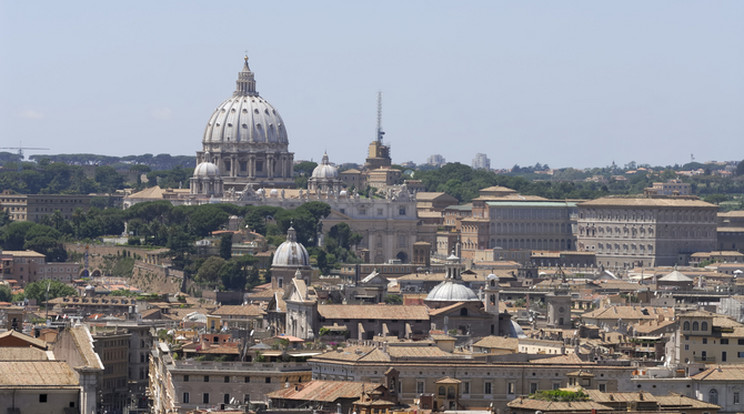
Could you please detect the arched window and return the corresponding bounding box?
[701,321,708,331]
[683,321,690,330]
[460,308,469,317]
[438,386,446,396]
[692,321,699,331]
[709,389,718,405]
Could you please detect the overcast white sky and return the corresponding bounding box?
[1,1,742,169]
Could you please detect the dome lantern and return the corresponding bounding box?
[235,56,258,97]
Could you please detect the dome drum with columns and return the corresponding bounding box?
[308,152,342,194]
[193,56,295,196]
[270,226,312,290]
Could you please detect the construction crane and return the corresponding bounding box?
[0,143,50,161]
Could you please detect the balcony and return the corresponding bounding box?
[693,355,716,363]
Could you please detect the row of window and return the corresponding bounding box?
[182,392,249,405]
[682,321,709,331]
[183,374,272,383]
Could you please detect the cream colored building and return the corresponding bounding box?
[670,310,744,365]
[0,191,91,222]
[309,344,634,411]
[577,197,717,268]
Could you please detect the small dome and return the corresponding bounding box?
[487,273,500,282]
[311,152,338,179]
[193,161,220,177]
[272,226,310,267]
[425,280,479,302]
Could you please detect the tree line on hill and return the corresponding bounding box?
[1,153,742,206]
[0,200,360,292]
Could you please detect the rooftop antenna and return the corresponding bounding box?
[0,141,50,170]
[376,91,385,144]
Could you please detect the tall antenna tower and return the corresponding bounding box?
[376,91,385,143]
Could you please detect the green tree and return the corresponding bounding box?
[0,210,10,227]
[94,165,125,193]
[196,256,226,286]
[219,233,233,260]
[737,160,744,176]
[24,279,77,305]
[0,221,36,250]
[0,284,11,302]
[294,161,318,177]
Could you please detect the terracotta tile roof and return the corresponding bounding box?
[473,335,519,350]
[0,361,79,387]
[579,197,715,208]
[630,319,677,334]
[581,305,673,322]
[532,353,586,365]
[584,390,657,403]
[654,393,721,409]
[311,345,377,362]
[0,347,50,361]
[267,380,383,402]
[415,192,452,201]
[0,330,48,350]
[507,398,613,412]
[212,304,265,317]
[68,325,105,370]
[691,364,744,381]
[318,304,429,320]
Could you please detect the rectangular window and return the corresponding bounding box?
[399,207,406,216]
[225,375,230,383]
[721,338,729,345]
[39,394,48,403]
[416,381,424,394]
[224,393,230,404]
[530,383,538,394]
[463,382,470,394]
[265,377,271,383]
[203,393,209,404]
[204,375,209,382]
[739,339,744,346]
[244,376,250,383]
[184,375,189,382]
[244,394,251,403]
[599,383,607,392]
[722,351,727,362]
[183,392,190,403]
[508,382,516,394]
[734,392,740,404]
[703,338,708,344]
[484,382,492,394]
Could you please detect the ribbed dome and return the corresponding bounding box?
[312,153,338,179]
[193,161,220,177]
[202,57,288,147]
[272,226,310,267]
[425,281,479,302]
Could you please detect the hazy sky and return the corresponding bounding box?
[1,1,742,169]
